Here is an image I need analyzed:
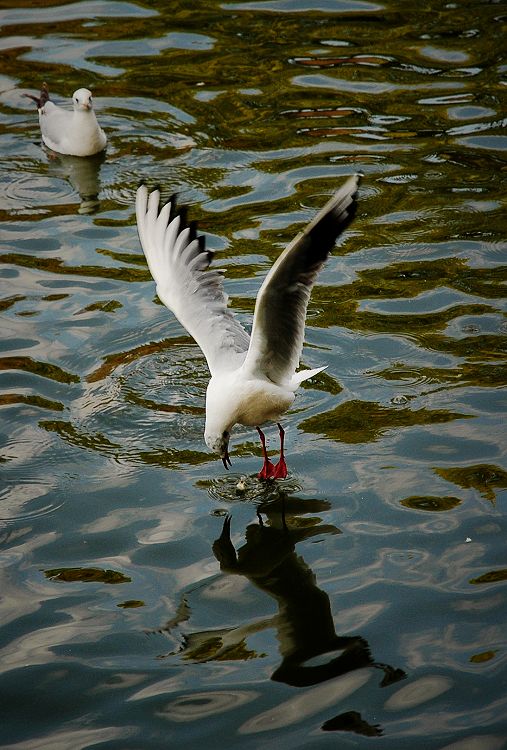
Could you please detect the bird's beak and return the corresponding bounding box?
[222,448,232,470]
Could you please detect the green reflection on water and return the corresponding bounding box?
[0,253,150,282]
[299,399,470,442]
[0,356,79,384]
[96,248,147,266]
[469,570,507,585]
[86,335,191,382]
[435,463,507,504]
[0,295,25,312]
[375,362,507,389]
[40,419,121,454]
[123,388,204,416]
[39,418,211,468]
[299,369,342,395]
[76,300,123,314]
[400,495,462,512]
[45,567,131,584]
[352,259,507,300]
[470,651,496,663]
[0,393,64,412]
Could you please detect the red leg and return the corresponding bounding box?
[257,426,276,480]
[273,423,288,479]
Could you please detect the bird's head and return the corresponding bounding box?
[205,429,232,470]
[72,88,94,111]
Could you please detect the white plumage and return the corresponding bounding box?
[136,175,360,478]
[25,83,106,157]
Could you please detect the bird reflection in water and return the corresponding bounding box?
[156,495,406,738]
[46,149,105,214]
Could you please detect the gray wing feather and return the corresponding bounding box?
[136,186,250,375]
[242,174,360,385]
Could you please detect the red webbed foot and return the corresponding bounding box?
[257,426,276,479]
[257,424,288,480]
[272,457,288,479]
[258,458,276,480]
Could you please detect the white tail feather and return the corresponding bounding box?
[291,365,327,388]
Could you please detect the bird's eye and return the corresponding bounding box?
[74,97,78,103]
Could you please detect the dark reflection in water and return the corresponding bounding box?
[156,500,405,737]
[46,149,105,215]
[214,510,406,685]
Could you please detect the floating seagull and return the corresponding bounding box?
[136,175,360,479]
[24,82,107,157]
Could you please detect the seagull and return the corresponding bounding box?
[136,175,360,479]
[24,82,107,157]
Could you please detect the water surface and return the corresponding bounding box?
[0,0,506,748]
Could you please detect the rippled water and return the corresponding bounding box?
[1,1,506,748]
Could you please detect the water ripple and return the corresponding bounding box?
[0,0,505,746]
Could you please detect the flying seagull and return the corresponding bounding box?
[136,175,360,479]
[24,82,107,157]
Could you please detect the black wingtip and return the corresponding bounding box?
[306,174,361,256]
[189,219,198,242]
[24,82,50,110]
[138,187,201,237]
[178,205,188,229]
[167,194,178,221]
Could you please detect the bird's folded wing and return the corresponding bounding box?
[40,104,72,147]
[136,186,250,375]
[242,174,360,385]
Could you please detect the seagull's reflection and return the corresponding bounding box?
[46,149,105,214]
[160,496,406,737]
[213,505,404,687]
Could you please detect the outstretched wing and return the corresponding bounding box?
[242,174,360,385]
[136,186,250,375]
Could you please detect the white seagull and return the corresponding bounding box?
[25,83,107,157]
[136,175,360,479]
